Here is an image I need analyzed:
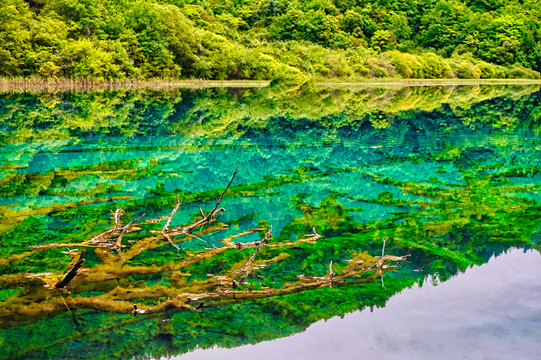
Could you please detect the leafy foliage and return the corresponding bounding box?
[0,0,540,80]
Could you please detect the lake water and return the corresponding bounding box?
[181,248,541,360]
[0,84,540,359]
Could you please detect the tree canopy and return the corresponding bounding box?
[0,0,540,80]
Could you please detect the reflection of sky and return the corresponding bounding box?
[176,249,541,360]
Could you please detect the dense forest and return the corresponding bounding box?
[1,0,540,81]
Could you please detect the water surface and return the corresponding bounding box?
[180,248,541,360]
[0,84,540,359]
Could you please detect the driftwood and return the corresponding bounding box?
[328,260,335,278]
[162,194,182,250]
[113,208,124,228]
[305,227,322,240]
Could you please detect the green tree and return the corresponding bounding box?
[371,30,396,51]
[0,0,33,76]
[384,11,411,41]
[419,0,472,55]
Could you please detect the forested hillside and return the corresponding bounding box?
[1,0,540,81]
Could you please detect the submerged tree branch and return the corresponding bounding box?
[236,226,273,285]
[55,250,86,289]
[162,194,181,233]
[114,213,145,252]
[0,169,410,330]
[179,166,239,234]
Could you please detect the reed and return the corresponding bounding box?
[0,77,271,93]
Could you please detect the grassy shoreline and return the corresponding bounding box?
[0,78,272,92]
[313,78,541,87]
[1,77,541,93]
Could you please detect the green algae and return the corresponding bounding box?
[0,85,540,359]
[0,158,159,198]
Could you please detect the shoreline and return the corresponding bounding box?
[313,78,541,87]
[0,79,272,92]
[1,78,540,92]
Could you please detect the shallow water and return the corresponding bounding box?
[0,84,540,359]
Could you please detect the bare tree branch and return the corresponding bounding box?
[162,194,181,233]
[163,233,180,252]
[113,208,124,228]
[304,227,322,240]
[114,213,145,251]
[181,166,239,234]
[237,226,273,284]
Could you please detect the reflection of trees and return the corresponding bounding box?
[0,85,539,145]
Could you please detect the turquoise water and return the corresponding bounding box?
[0,84,540,359]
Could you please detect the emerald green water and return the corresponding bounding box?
[0,84,540,359]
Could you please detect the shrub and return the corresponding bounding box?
[505,64,540,79]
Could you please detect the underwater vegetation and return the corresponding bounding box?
[0,167,408,325]
[0,85,540,359]
[0,159,539,359]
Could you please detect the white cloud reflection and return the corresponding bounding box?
[175,248,541,360]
